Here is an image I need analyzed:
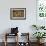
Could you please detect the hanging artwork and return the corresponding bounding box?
[10,8,26,20]
[37,0,46,18]
[36,0,46,27]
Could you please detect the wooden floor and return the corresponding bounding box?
[0,42,46,46]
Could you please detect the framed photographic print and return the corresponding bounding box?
[10,8,26,20]
[37,0,46,18]
[36,0,46,26]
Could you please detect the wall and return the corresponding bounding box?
[0,0,37,42]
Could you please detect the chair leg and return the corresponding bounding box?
[4,41,7,46]
[4,33,7,46]
[16,35,18,46]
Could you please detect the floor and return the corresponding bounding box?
[0,42,46,46]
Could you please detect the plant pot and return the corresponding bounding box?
[37,39,45,44]
[37,39,40,43]
[40,38,45,43]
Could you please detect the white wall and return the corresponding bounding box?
[0,0,37,42]
[0,0,36,34]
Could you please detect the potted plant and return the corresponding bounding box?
[40,26,45,29]
[33,32,46,43]
[32,25,38,30]
[32,24,45,30]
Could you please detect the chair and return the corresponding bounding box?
[4,27,19,46]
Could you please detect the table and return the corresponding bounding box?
[20,33,30,46]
